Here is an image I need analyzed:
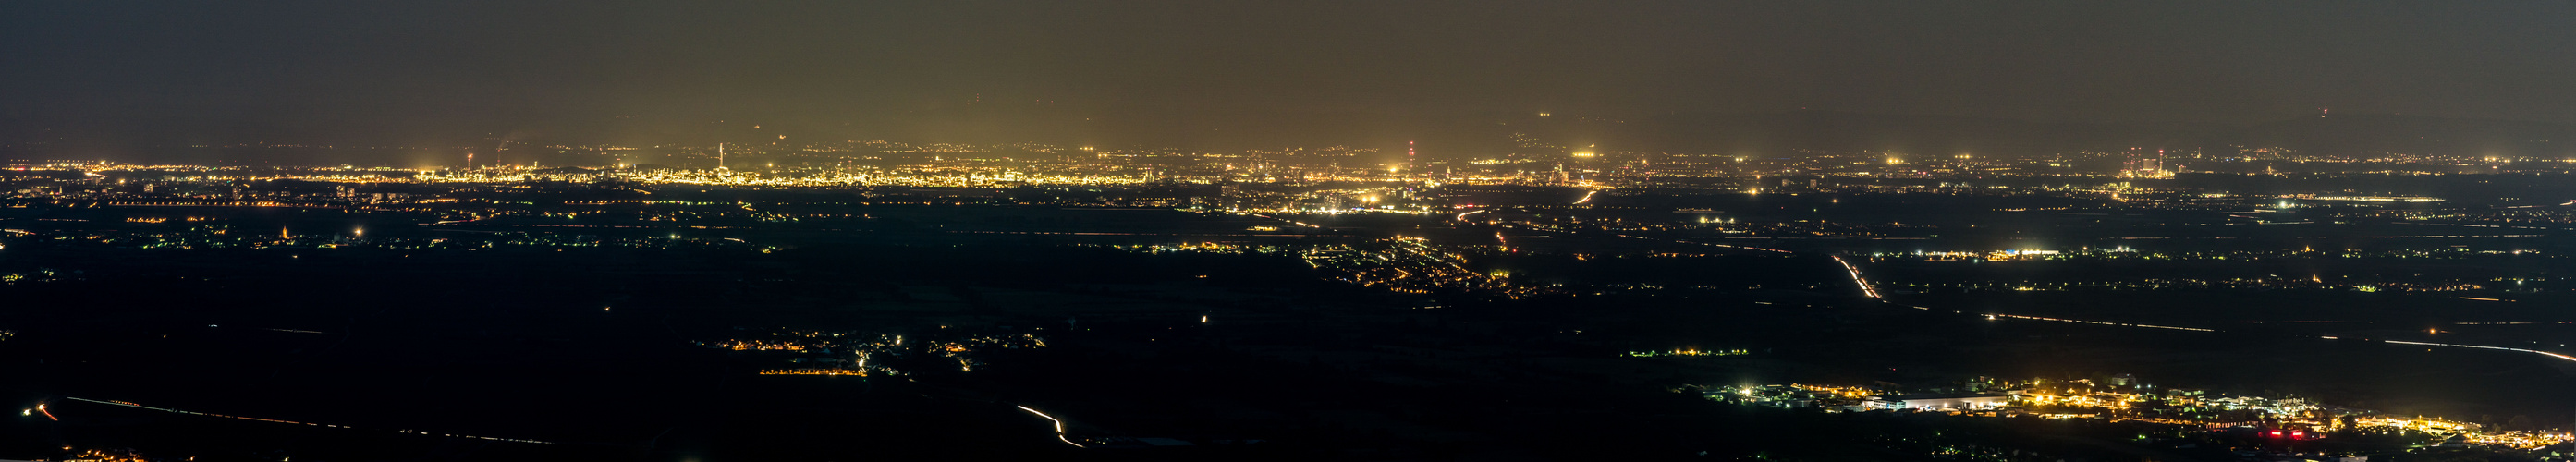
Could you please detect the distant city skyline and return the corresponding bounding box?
[9,1,2576,148]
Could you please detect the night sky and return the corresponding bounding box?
[6,1,2574,145]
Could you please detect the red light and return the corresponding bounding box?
[2291,431,2305,439]
[2269,430,2284,437]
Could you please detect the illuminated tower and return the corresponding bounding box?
[717,142,726,169]
[1405,140,1419,180]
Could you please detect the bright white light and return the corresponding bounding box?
[1016,406,1086,448]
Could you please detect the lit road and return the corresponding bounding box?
[1609,233,1793,254]
[1825,258,2576,366]
[59,396,553,444]
[1985,313,2212,332]
[1016,405,1085,448]
[1958,305,2576,364]
[1970,310,2576,364]
[1830,255,1883,299]
[2335,337,2576,363]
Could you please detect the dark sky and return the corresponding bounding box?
[6,0,2575,144]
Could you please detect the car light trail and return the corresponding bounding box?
[1016,405,1085,448]
[1609,234,1791,254]
[36,404,56,420]
[1971,312,2570,363]
[1847,257,2222,330]
[2374,339,2576,362]
[60,397,552,444]
[1989,314,2215,332]
[1974,317,2573,363]
[1831,256,1881,299]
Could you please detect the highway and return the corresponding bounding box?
[1016,405,1086,448]
[57,396,554,444]
[1824,257,2576,366]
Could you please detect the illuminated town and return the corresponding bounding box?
[698,327,1049,376]
[11,135,2576,460]
[16,1,2576,460]
[1703,374,2575,454]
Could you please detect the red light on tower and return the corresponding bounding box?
[1404,140,1419,177]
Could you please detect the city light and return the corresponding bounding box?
[13,5,2576,460]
